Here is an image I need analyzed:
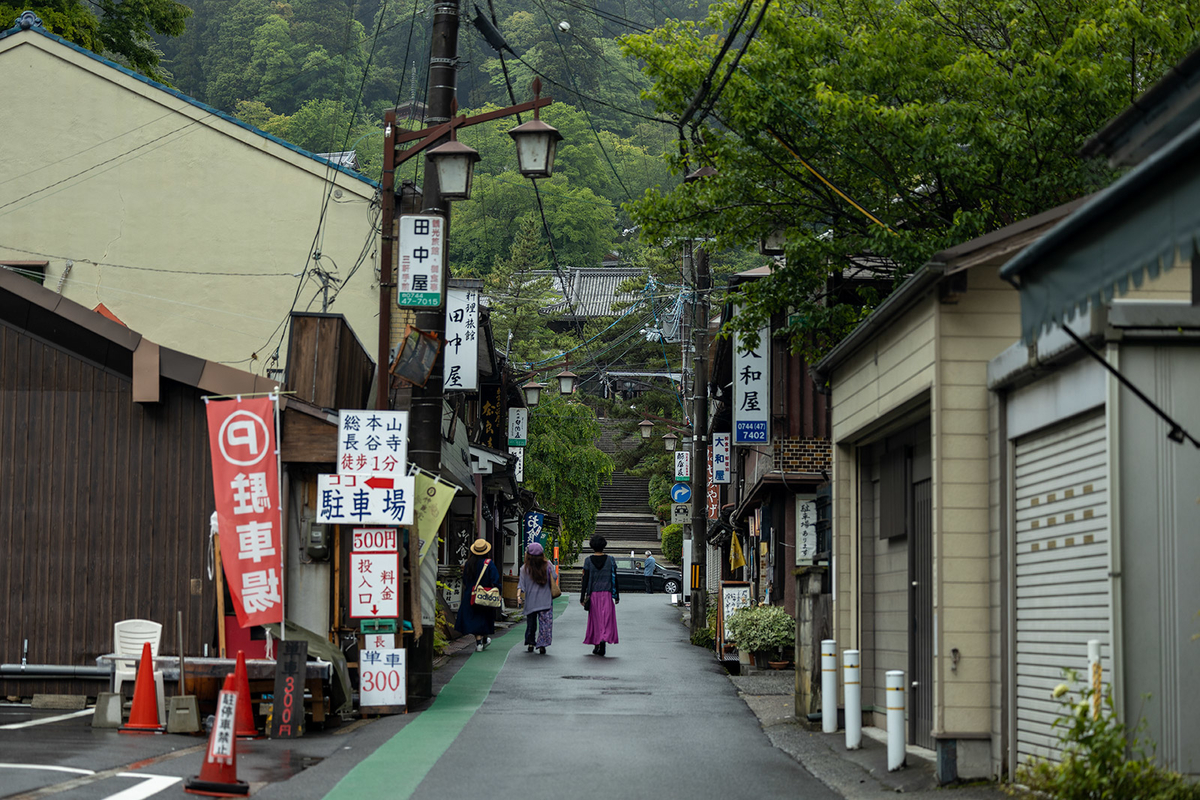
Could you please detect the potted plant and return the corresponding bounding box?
[725,604,795,667]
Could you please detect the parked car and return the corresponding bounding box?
[611,557,681,594]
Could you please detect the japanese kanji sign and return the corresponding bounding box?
[359,648,406,708]
[317,474,415,526]
[208,689,238,764]
[523,512,545,549]
[269,639,308,739]
[509,446,524,482]
[350,529,400,619]
[480,386,503,449]
[338,410,407,477]
[507,407,528,446]
[396,214,444,308]
[443,288,479,391]
[707,446,720,520]
[734,321,771,445]
[675,450,691,482]
[796,497,818,565]
[206,397,283,629]
[712,432,731,483]
[350,553,399,619]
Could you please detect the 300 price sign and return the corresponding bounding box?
[359,648,406,709]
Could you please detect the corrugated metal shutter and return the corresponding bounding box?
[910,478,933,750]
[707,544,721,595]
[1013,411,1112,763]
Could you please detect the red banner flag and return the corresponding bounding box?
[206,397,283,628]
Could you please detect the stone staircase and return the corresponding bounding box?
[564,419,664,573]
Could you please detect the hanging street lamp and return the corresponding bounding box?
[521,379,545,407]
[638,419,655,440]
[425,129,481,201]
[662,432,678,451]
[508,79,563,179]
[555,369,578,394]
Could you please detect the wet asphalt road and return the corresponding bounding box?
[0,595,839,799]
[397,594,838,800]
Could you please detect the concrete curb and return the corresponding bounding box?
[730,674,1009,799]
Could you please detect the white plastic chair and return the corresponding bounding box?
[112,619,165,724]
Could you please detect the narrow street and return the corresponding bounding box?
[322,593,836,800]
[0,596,839,800]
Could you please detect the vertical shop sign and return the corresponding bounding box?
[674,450,691,482]
[507,407,528,446]
[206,397,283,628]
[733,322,771,445]
[796,497,818,565]
[712,432,731,483]
[396,215,444,308]
[444,288,479,391]
[707,446,720,520]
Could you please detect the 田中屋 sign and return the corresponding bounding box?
[396,215,444,308]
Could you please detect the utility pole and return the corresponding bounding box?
[407,0,461,700]
[689,247,710,634]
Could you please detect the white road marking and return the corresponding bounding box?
[106,774,183,800]
[0,763,94,774]
[0,708,95,729]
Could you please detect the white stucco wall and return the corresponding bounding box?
[0,31,380,372]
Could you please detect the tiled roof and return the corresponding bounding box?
[534,267,646,319]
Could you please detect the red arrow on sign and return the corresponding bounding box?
[364,476,394,490]
[372,605,379,614]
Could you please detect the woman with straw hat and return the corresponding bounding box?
[456,538,500,651]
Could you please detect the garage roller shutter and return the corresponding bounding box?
[1013,411,1112,763]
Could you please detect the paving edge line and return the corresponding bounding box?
[323,597,568,800]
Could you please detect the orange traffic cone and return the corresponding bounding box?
[231,651,259,739]
[120,642,165,734]
[184,677,249,796]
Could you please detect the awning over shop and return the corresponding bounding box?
[1000,116,1200,343]
[732,471,824,523]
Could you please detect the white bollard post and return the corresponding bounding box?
[844,649,861,750]
[821,639,837,733]
[886,669,906,771]
[1087,639,1102,719]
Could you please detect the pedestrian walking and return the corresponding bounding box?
[517,542,557,654]
[456,539,499,652]
[643,551,656,594]
[581,534,619,656]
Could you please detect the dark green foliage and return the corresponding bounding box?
[660,523,681,565]
[4,0,191,82]
[525,391,614,563]
[623,0,1200,359]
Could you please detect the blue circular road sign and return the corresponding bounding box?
[671,483,692,503]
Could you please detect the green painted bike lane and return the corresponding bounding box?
[324,597,567,800]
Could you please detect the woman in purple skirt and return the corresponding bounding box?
[580,534,619,656]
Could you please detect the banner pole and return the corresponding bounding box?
[274,389,286,643]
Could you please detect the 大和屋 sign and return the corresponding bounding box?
[733,320,770,445]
